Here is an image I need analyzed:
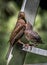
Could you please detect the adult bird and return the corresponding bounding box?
[9,12,26,46]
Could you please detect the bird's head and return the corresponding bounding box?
[18,12,25,19]
[18,12,26,23]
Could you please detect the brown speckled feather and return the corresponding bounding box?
[9,19,26,45]
[25,22,43,44]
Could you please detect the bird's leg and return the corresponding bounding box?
[16,40,28,49]
[17,40,35,50]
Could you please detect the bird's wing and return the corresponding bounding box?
[9,23,26,45]
[11,26,25,45]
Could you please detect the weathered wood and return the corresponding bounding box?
[8,0,40,65]
[8,44,27,65]
[24,0,40,25]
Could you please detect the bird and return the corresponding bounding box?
[24,22,44,46]
[6,12,26,59]
[9,12,26,46]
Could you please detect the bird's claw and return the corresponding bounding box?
[23,43,37,49]
[23,44,29,49]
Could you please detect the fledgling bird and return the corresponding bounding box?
[24,22,44,46]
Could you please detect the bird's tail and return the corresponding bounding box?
[38,39,44,44]
[36,36,44,44]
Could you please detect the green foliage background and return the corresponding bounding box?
[0,0,47,65]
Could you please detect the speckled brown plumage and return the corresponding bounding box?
[9,12,44,46]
